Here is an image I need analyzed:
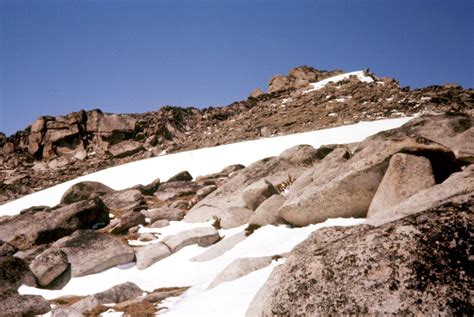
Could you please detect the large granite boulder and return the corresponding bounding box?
[135,242,172,270]
[162,227,220,253]
[279,135,457,226]
[367,153,436,217]
[386,113,473,162]
[51,230,134,277]
[242,179,278,211]
[185,151,314,225]
[102,189,146,213]
[0,198,110,248]
[248,202,473,316]
[368,165,474,224]
[248,194,286,226]
[29,248,70,288]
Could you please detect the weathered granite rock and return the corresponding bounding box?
[108,140,143,158]
[367,153,436,217]
[109,211,146,235]
[135,242,172,270]
[279,136,456,226]
[60,181,114,205]
[0,198,109,247]
[247,202,473,316]
[209,256,273,289]
[368,165,474,225]
[191,232,247,262]
[185,155,310,224]
[102,189,146,213]
[142,207,185,223]
[29,248,69,287]
[248,194,286,226]
[242,179,279,211]
[162,227,220,253]
[52,230,134,277]
[0,291,51,316]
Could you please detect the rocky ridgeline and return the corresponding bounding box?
[1,66,473,204]
[0,112,472,315]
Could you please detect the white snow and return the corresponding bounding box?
[0,117,412,216]
[304,70,374,94]
[20,218,364,317]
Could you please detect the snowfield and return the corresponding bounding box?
[2,116,414,316]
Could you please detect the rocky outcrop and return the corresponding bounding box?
[167,170,193,182]
[108,140,144,158]
[102,189,146,213]
[248,202,473,316]
[268,66,342,93]
[108,211,146,234]
[154,181,202,202]
[279,133,457,226]
[1,67,472,206]
[53,282,143,315]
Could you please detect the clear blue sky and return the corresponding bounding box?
[1,0,473,136]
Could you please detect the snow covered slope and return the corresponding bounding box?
[21,218,365,316]
[0,117,412,216]
[7,116,415,316]
[304,70,374,94]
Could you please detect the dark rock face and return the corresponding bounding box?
[108,211,146,234]
[167,170,193,182]
[102,189,146,213]
[0,291,51,316]
[0,254,51,316]
[108,140,144,158]
[0,255,33,292]
[0,198,110,248]
[248,202,473,316]
[60,181,114,205]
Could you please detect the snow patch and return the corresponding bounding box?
[304,71,374,94]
